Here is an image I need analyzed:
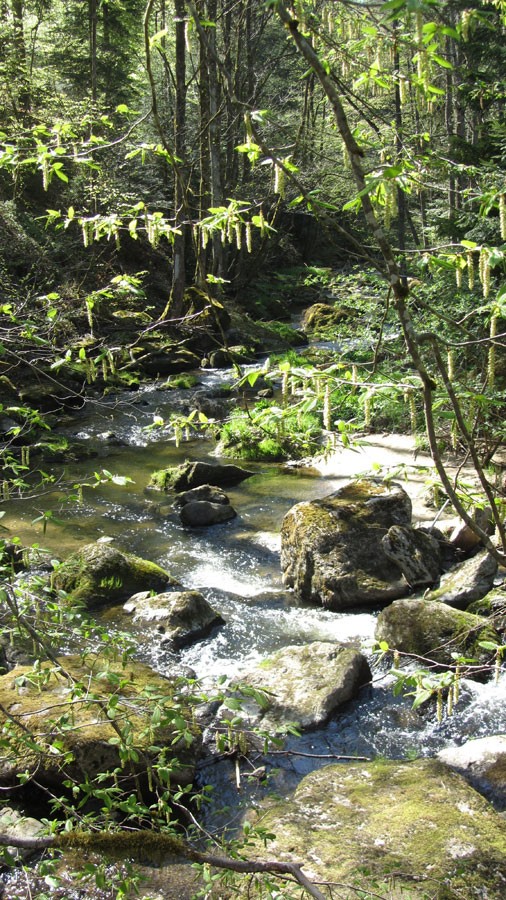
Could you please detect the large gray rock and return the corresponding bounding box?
[375,597,499,668]
[0,808,45,861]
[175,486,237,527]
[281,479,412,610]
[180,500,236,526]
[253,759,506,898]
[124,590,224,648]
[180,501,237,526]
[381,524,441,587]
[424,549,498,609]
[51,542,176,609]
[175,484,230,506]
[232,641,371,731]
[438,735,506,810]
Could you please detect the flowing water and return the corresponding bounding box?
[3,367,506,827]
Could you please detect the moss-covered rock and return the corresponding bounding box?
[207,345,255,368]
[0,655,200,790]
[375,597,499,667]
[254,758,506,898]
[280,479,412,610]
[301,302,355,333]
[467,586,506,637]
[424,549,498,609]
[148,460,254,493]
[51,542,176,609]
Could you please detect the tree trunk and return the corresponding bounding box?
[207,0,225,280]
[170,0,188,316]
[10,0,30,115]
[89,0,98,105]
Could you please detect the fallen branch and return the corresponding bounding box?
[0,830,328,900]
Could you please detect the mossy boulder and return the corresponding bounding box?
[0,655,200,790]
[208,345,255,368]
[424,549,498,609]
[123,590,225,649]
[467,586,506,637]
[135,345,201,377]
[148,460,254,493]
[301,302,355,333]
[231,642,371,731]
[280,479,412,610]
[375,597,499,668]
[253,758,506,898]
[52,542,176,609]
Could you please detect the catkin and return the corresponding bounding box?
[245,222,253,253]
[281,371,289,406]
[487,312,498,389]
[399,75,407,106]
[467,251,475,289]
[323,384,332,431]
[447,349,455,382]
[436,689,443,723]
[274,164,285,198]
[479,247,491,298]
[461,9,471,41]
[42,156,50,191]
[364,393,372,427]
[499,193,506,240]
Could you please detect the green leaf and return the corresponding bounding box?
[431,54,453,69]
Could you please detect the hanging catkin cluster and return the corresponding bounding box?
[398,74,408,106]
[479,247,491,298]
[145,213,163,248]
[41,155,50,191]
[383,182,398,230]
[467,251,475,289]
[274,163,285,197]
[455,258,463,289]
[487,310,499,389]
[461,9,472,41]
[499,192,506,240]
[81,217,95,248]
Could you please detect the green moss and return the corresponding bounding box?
[51,543,174,608]
[56,829,191,865]
[148,467,175,491]
[257,759,506,898]
[164,373,199,390]
[0,655,200,787]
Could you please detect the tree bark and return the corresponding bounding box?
[170,0,188,315]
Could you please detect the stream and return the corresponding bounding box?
[3,366,506,834]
